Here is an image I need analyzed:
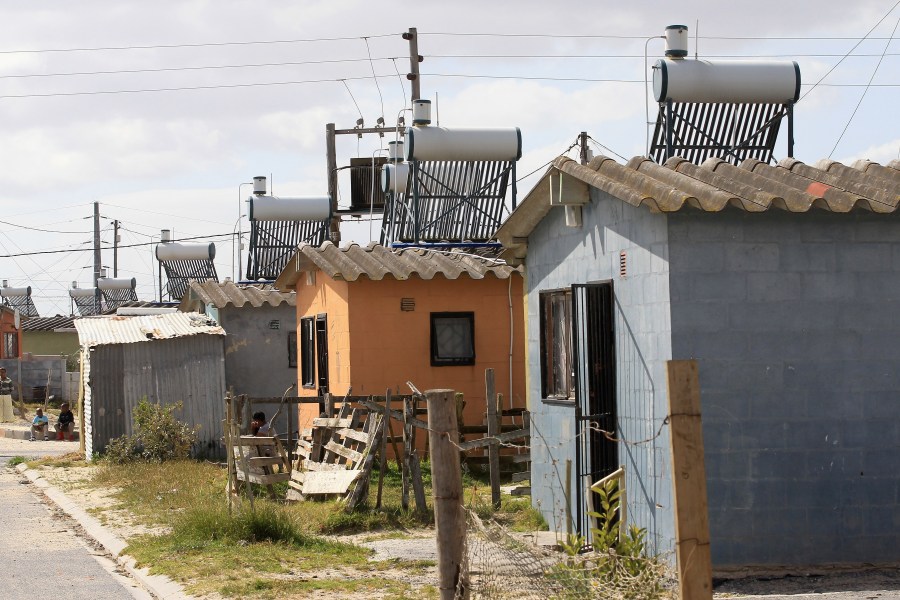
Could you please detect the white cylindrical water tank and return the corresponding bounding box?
[69,288,96,299]
[653,59,801,103]
[155,242,216,261]
[253,176,267,195]
[388,140,405,162]
[405,127,523,162]
[248,195,332,221]
[97,277,137,291]
[665,25,688,58]
[381,163,410,195]
[412,99,432,126]
[160,229,172,243]
[0,286,31,297]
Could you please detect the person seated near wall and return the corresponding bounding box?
[30,408,49,441]
[250,411,270,436]
[55,402,75,441]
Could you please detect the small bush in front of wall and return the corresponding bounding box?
[104,398,198,464]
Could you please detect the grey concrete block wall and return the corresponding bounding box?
[0,357,66,401]
[525,188,675,557]
[669,208,900,567]
[219,304,297,436]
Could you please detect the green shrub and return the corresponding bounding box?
[8,456,25,467]
[104,398,197,464]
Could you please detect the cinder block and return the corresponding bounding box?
[779,243,837,272]
[724,243,780,272]
[750,449,807,480]
[746,272,803,302]
[668,241,726,272]
[837,243,892,272]
[705,451,750,481]
[862,449,900,478]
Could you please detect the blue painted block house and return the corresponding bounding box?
[496,154,900,569]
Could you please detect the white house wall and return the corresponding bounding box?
[525,186,675,557]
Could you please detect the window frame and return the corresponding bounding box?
[299,317,315,388]
[2,332,18,359]
[539,289,575,402]
[315,314,329,393]
[430,311,476,367]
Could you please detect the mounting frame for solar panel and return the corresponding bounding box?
[2,295,39,318]
[159,259,218,301]
[380,159,516,247]
[72,291,102,316]
[245,219,328,281]
[99,287,138,312]
[649,99,794,165]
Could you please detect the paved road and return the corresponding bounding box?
[0,439,152,599]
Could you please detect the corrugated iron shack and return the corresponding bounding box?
[74,311,226,459]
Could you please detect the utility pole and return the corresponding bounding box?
[113,220,119,277]
[325,122,340,244]
[93,202,101,287]
[403,27,422,101]
[579,131,590,165]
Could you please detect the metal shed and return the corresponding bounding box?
[75,312,226,459]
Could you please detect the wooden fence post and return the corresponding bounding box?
[426,389,466,600]
[485,368,501,509]
[376,389,392,509]
[666,360,712,600]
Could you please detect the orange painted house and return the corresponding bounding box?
[0,306,21,359]
[275,242,526,431]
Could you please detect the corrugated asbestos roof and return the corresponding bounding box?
[275,242,519,290]
[74,312,225,347]
[21,315,76,331]
[497,155,900,261]
[183,280,296,309]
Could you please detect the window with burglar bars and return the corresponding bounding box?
[430,312,475,366]
[3,332,18,358]
[300,317,315,388]
[539,289,574,400]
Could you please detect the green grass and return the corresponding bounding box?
[7,456,26,466]
[75,454,543,598]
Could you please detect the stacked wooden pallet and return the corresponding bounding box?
[289,402,383,508]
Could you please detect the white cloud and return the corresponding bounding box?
[839,138,900,165]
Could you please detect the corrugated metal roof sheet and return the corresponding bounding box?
[183,280,296,309]
[74,311,225,347]
[497,155,900,260]
[275,242,520,289]
[21,315,76,331]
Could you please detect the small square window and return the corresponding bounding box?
[430,312,475,366]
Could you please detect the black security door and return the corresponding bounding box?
[572,283,618,539]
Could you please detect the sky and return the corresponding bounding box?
[0,0,897,317]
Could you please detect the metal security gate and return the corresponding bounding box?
[572,283,618,541]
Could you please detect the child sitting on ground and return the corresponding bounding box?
[30,408,49,441]
[55,402,75,441]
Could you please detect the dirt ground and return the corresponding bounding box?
[23,460,900,600]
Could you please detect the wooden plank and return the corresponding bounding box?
[336,427,370,444]
[245,456,284,468]
[486,368,501,509]
[235,472,290,485]
[459,424,527,434]
[666,360,713,600]
[237,435,278,446]
[305,461,352,472]
[376,391,391,509]
[312,417,353,428]
[302,470,362,495]
[358,398,430,430]
[325,440,364,464]
[457,428,530,452]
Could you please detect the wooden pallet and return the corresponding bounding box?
[288,403,384,508]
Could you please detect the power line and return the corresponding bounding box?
[428,52,900,59]
[800,0,900,102]
[830,16,900,157]
[0,232,235,258]
[0,56,405,81]
[0,219,91,234]
[0,33,400,55]
[422,31,900,41]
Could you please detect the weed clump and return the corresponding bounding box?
[104,398,197,464]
